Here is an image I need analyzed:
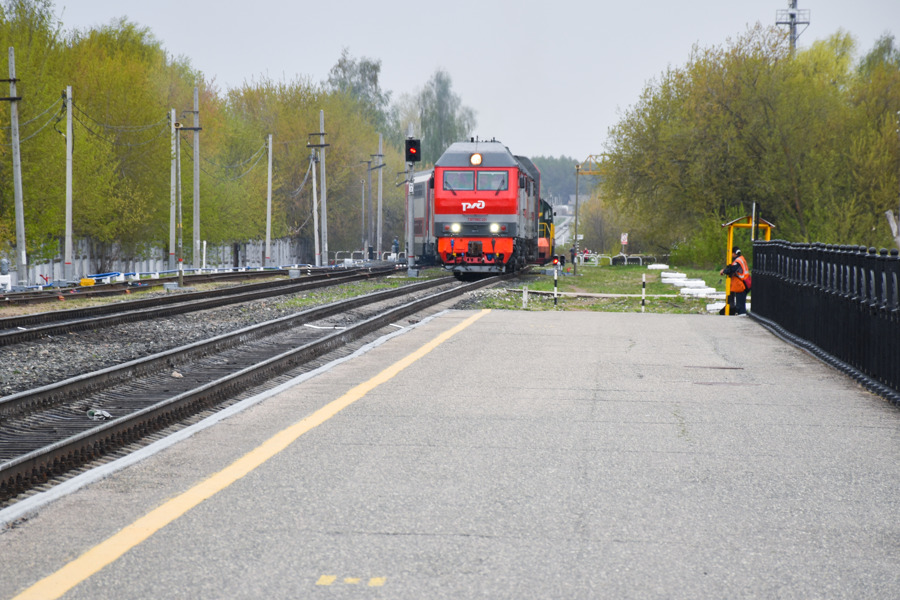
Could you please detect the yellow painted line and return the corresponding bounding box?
[316,575,337,586]
[13,310,490,600]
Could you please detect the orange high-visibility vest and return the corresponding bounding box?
[734,255,749,282]
[730,254,750,292]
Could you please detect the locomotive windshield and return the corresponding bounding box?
[442,170,509,192]
[443,171,474,191]
[477,171,508,191]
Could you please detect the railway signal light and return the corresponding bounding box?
[405,138,421,162]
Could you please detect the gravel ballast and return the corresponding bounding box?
[1,279,467,397]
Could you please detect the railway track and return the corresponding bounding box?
[0,266,313,306]
[0,265,398,346]
[0,274,504,506]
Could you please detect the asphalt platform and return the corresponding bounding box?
[1,310,899,599]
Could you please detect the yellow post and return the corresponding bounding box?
[724,226,735,315]
[721,215,774,316]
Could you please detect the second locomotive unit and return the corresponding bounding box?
[432,140,550,277]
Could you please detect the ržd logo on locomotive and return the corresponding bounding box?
[461,200,486,212]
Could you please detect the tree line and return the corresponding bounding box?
[0,0,478,268]
[8,3,893,273]
[590,25,900,266]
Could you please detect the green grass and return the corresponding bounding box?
[275,271,452,310]
[472,264,728,314]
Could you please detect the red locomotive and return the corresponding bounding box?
[430,140,552,278]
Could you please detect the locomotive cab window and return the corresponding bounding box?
[443,170,474,191]
[477,171,508,191]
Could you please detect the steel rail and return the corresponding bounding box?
[0,268,350,329]
[0,268,302,306]
[0,274,500,501]
[0,266,388,330]
[0,266,401,346]
[0,275,447,418]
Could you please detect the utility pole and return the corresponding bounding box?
[575,155,608,273]
[574,163,580,276]
[360,154,386,261]
[265,133,273,267]
[310,148,320,266]
[307,120,329,266]
[368,157,374,259]
[64,86,73,281]
[319,111,328,265]
[175,122,184,287]
[360,159,373,258]
[191,87,200,269]
[376,134,384,256]
[776,0,810,52]
[175,101,201,272]
[4,48,26,285]
[360,179,366,253]
[169,109,176,271]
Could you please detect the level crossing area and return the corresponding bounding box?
[1,310,898,599]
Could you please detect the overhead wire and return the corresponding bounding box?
[16,105,66,144]
[0,95,65,145]
[71,112,169,148]
[0,95,64,131]
[71,101,168,132]
[289,158,317,234]
[3,97,285,188]
[197,142,267,171]
[180,140,268,182]
[288,156,313,198]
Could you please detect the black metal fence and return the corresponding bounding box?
[752,241,900,405]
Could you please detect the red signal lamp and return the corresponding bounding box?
[405,139,421,162]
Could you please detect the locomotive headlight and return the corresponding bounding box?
[450,223,461,233]
[470,153,483,166]
[489,223,500,233]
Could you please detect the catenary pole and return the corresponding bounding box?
[265,134,272,266]
[377,133,384,256]
[361,179,366,252]
[176,127,184,287]
[367,158,373,259]
[311,149,320,267]
[192,87,200,269]
[319,110,328,265]
[169,109,176,271]
[64,86,73,281]
[361,163,372,253]
[8,48,26,284]
[574,163,580,276]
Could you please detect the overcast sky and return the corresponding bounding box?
[58,0,898,161]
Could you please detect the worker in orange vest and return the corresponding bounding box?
[720,247,750,315]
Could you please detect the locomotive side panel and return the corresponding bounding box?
[406,170,437,265]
